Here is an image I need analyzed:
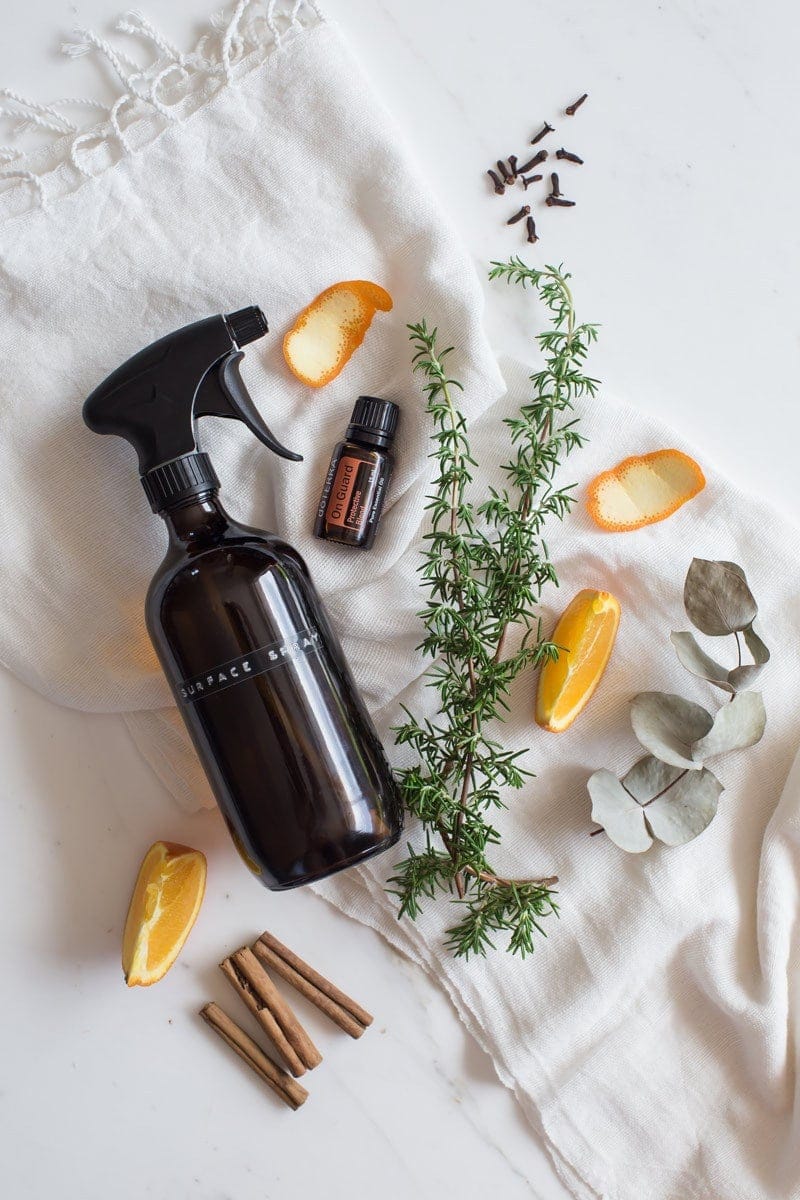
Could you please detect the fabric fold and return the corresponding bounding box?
[3,5,800,1198]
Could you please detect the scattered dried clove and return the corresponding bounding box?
[507,204,531,225]
[556,148,584,164]
[565,93,588,116]
[483,96,589,242]
[517,149,548,173]
[487,168,506,195]
[530,121,555,145]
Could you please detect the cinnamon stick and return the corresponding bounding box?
[253,930,373,1039]
[221,947,322,1074]
[199,1002,308,1110]
[220,956,305,1076]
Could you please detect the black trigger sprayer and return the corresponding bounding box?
[83,308,403,889]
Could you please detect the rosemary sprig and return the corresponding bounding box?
[390,260,599,959]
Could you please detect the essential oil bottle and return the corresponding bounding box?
[314,396,399,549]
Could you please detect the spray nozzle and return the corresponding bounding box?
[83,307,302,510]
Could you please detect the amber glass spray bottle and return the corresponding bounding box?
[83,308,403,889]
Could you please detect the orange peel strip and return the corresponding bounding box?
[122,840,206,987]
[283,280,393,388]
[587,449,705,532]
[536,589,621,733]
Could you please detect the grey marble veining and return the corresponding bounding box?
[1,2,797,1197]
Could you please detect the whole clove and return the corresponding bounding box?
[517,149,548,173]
[487,168,506,195]
[555,148,584,164]
[530,121,555,145]
[482,94,592,241]
[565,93,588,116]
[507,204,530,225]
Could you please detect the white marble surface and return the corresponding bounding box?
[1,2,799,1197]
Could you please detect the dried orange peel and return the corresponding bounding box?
[536,589,621,733]
[587,449,705,532]
[122,840,206,987]
[283,280,393,388]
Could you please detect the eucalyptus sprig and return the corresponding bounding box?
[390,261,599,959]
[589,559,770,852]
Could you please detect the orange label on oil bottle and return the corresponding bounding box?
[325,455,370,529]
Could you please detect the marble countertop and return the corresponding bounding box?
[1,2,798,1197]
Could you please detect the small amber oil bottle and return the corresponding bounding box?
[314,396,399,548]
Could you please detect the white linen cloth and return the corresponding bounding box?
[2,6,799,1198]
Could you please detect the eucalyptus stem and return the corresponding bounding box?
[389,261,599,959]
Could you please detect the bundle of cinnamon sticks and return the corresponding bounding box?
[200,929,373,1110]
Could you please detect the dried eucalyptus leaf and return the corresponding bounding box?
[623,755,687,801]
[670,631,734,693]
[691,691,767,760]
[672,624,770,693]
[630,692,713,769]
[728,625,771,691]
[718,560,747,581]
[588,769,652,852]
[645,768,724,846]
[683,558,757,636]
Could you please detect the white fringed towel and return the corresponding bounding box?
[2,7,800,1200]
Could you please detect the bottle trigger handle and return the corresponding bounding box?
[195,351,303,463]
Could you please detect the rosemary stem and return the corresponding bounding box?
[491,485,533,666]
[488,266,576,669]
[393,269,596,958]
[436,365,480,895]
[473,868,559,888]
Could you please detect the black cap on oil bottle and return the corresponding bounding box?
[346,396,399,450]
[314,394,400,548]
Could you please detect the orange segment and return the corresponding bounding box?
[587,449,705,532]
[122,841,206,987]
[536,589,621,732]
[283,280,393,388]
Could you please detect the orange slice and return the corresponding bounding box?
[283,280,393,388]
[536,589,621,732]
[122,841,206,987]
[587,449,705,532]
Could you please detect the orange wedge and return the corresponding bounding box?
[587,449,705,532]
[283,280,393,388]
[122,841,206,987]
[536,589,621,732]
